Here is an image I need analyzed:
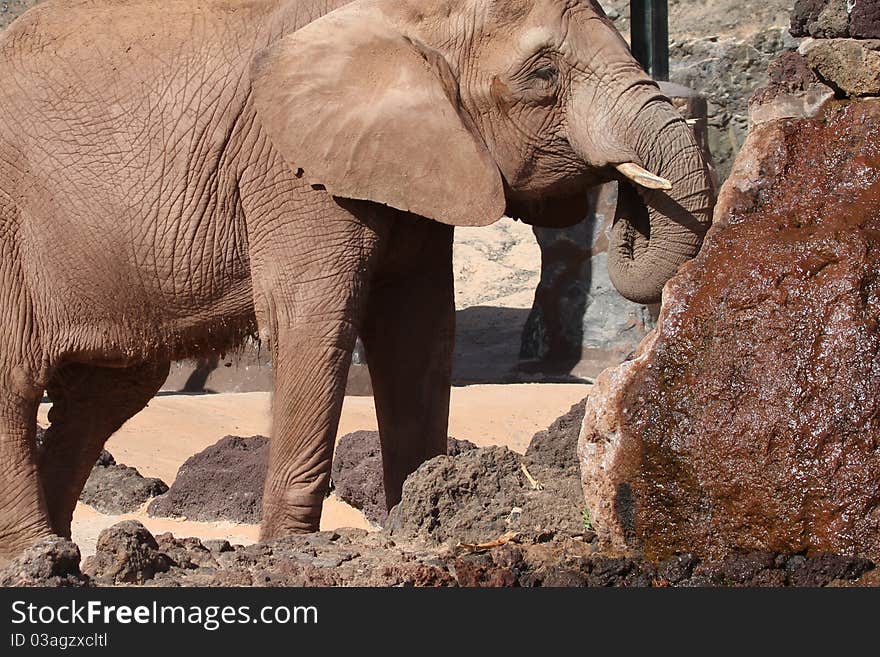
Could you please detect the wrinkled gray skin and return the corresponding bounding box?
[0,0,713,560]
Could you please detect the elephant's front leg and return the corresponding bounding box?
[251,204,381,540]
[361,222,455,511]
[260,321,357,537]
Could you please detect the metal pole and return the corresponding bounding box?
[630,0,669,81]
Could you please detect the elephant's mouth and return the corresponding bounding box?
[503,170,610,229]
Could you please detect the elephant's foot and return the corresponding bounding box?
[0,380,51,566]
[0,518,56,565]
[259,490,325,540]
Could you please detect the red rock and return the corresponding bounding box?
[579,100,880,562]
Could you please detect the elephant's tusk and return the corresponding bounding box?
[615,163,673,191]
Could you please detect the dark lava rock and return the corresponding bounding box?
[386,437,586,547]
[148,435,269,524]
[385,446,527,546]
[791,0,851,38]
[446,436,478,457]
[154,533,218,570]
[55,518,876,588]
[786,553,875,586]
[751,50,822,105]
[852,0,880,39]
[0,536,87,587]
[524,399,585,473]
[143,529,457,587]
[95,449,116,467]
[82,521,171,585]
[790,0,880,40]
[580,100,880,562]
[332,431,477,526]
[80,463,168,515]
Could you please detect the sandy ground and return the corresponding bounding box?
[39,384,591,556]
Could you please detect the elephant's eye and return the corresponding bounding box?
[529,65,559,85]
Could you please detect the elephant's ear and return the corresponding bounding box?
[249,6,506,227]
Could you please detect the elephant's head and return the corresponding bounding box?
[251,0,715,303]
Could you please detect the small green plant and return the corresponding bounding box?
[582,507,594,532]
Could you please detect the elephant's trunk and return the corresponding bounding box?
[570,80,715,304]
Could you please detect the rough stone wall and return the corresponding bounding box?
[601,0,798,181]
[0,0,41,30]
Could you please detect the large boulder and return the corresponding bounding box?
[579,95,880,561]
[82,521,171,585]
[148,435,269,523]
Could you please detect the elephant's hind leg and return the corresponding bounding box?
[360,226,455,512]
[0,376,51,562]
[37,360,170,537]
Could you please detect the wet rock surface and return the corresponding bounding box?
[148,435,269,523]
[331,432,477,526]
[580,100,880,562]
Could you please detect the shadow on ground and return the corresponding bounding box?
[161,306,592,395]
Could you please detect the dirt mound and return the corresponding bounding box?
[385,430,587,547]
[38,426,164,515]
[81,462,168,515]
[147,435,269,523]
[332,431,477,526]
[524,399,585,473]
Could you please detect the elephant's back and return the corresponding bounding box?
[0,0,280,87]
[0,0,350,151]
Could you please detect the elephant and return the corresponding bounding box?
[0,0,714,560]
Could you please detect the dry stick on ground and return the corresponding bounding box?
[457,531,520,554]
[520,463,544,490]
